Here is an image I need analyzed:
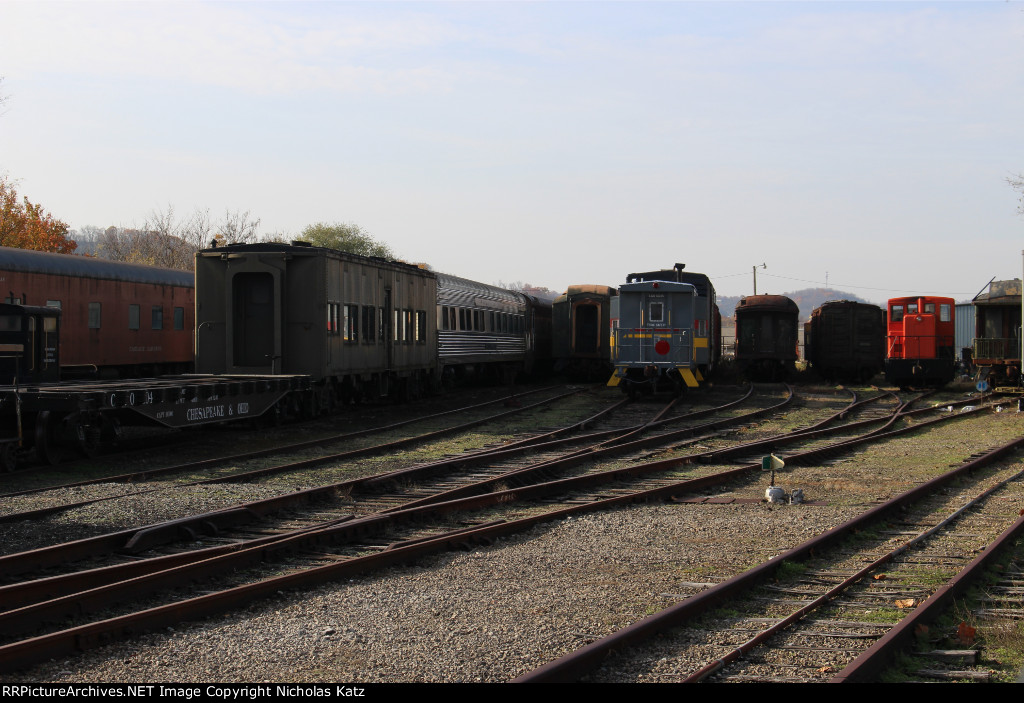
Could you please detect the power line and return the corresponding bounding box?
[710,271,973,297]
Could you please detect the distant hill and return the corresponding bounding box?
[718,288,875,320]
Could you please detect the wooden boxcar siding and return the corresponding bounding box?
[436,273,529,365]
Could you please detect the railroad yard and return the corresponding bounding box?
[1,381,1024,683]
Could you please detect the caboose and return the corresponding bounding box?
[615,265,718,379]
[607,274,704,396]
[972,279,1021,387]
[884,295,955,389]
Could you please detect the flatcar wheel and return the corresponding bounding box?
[34,410,62,466]
[76,423,102,458]
[0,442,16,472]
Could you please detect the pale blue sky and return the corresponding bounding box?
[2,1,1022,303]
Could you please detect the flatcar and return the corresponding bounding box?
[972,279,1021,387]
[552,284,617,379]
[606,264,717,395]
[0,301,307,468]
[0,246,194,377]
[734,294,799,381]
[804,300,885,382]
[884,295,955,389]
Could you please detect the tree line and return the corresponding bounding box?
[0,177,395,270]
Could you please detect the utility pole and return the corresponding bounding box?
[753,263,766,295]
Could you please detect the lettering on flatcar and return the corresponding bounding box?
[237,402,250,414]
[186,405,226,422]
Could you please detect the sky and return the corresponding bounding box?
[1,0,1022,305]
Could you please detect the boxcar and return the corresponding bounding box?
[0,246,194,377]
[734,294,799,380]
[196,242,437,405]
[971,279,1021,387]
[884,295,955,389]
[804,301,886,382]
[552,284,617,379]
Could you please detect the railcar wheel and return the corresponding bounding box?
[34,411,63,466]
[72,413,103,458]
[0,442,16,472]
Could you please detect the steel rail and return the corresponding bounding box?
[0,384,565,499]
[0,388,581,523]
[512,422,1024,683]
[683,459,1024,682]
[0,397,1005,672]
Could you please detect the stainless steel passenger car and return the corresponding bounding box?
[437,273,550,383]
[196,242,437,405]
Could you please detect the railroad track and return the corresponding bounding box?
[515,411,1024,683]
[0,384,583,525]
[0,385,988,674]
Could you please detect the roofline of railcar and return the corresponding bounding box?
[0,246,194,287]
[196,241,434,278]
[736,295,798,313]
[619,280,696,294]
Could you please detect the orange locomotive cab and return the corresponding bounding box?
[884,296,955,388]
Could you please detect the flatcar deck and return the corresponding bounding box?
[0,374,310,429]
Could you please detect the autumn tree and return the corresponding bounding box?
[300,222,395,259]
[0,178,77,254]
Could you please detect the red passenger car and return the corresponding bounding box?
[0,246,194,377]
[884,295,955,388]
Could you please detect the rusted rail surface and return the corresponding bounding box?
[513,430,1024,683]
[0,387,980,674]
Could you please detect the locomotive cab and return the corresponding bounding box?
[884,296,955,388]
[0,304,60,385]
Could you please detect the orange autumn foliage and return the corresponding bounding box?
[0,177,77,254]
